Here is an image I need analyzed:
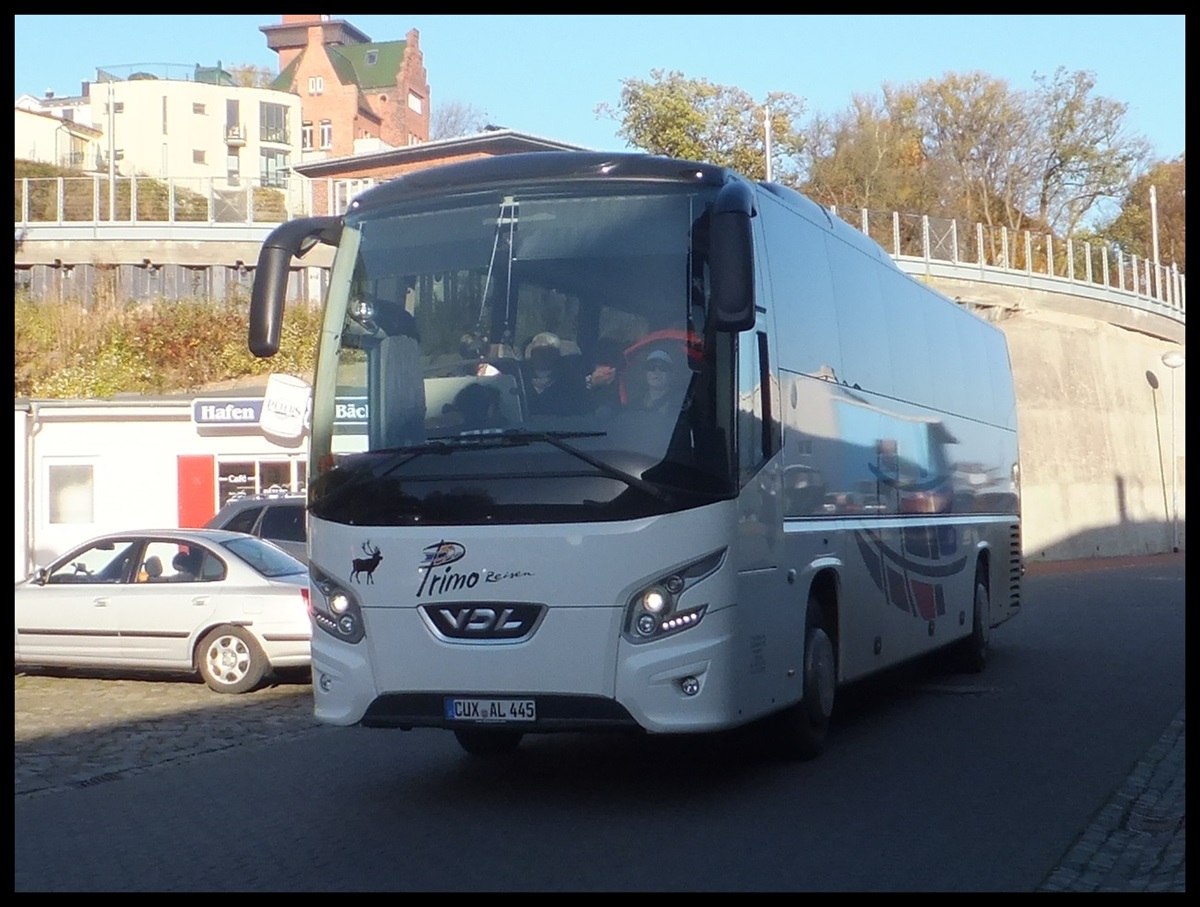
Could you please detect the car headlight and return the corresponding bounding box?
[309,568,366,644]
[623,549,725,643]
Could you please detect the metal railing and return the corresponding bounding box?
[14,176,1184,323]
[14,174,293,225]
[830,206,1184,323]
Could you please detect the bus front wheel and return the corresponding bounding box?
[772,596,835,761]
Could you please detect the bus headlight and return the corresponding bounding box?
[640,587,670,614]
[309,568,366,644]
[623,549,725,644]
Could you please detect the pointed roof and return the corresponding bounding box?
[269,39,410,95]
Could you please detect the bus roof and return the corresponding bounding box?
[348,151,741,214]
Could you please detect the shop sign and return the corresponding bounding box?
[193,398,263,426]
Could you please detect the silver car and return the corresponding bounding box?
[15,528,311,694]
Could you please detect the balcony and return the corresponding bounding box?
[224,125,246,148]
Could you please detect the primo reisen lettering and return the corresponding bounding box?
[416,565,533,598]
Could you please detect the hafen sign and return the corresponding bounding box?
[192,374,313,439]
[193,399,262,425]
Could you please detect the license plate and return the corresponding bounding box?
[445,697,536,722]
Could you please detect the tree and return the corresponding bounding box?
[1101,154,1186,272]
[912,71,1034,231]
[1025,67,1151,237]
[227,64,275,89]
[431,100,490,140]
[801,85,934,213]
[595,70,805,182]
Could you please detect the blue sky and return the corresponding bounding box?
[15,15,1186,162]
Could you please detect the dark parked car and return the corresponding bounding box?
[204,494,307,563]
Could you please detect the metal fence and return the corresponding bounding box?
[14,176,1185,323]
[832,206,1185,321]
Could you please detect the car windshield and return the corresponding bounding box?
[220,536,306,577]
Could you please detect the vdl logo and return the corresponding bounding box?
[422,603,545,641]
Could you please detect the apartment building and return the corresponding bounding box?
[262,15,430,161]
[13,105,104,171]
[15,64,302,191]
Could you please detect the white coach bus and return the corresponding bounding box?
[249,152,1022,759]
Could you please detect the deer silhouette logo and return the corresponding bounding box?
[351,541,383,584]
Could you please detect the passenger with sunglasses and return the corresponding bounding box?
[629,348,682,414]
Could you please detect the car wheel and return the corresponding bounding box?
[954,575,991,674]
[771,595,836,761]
[454,728,524,756]
[197,626,267,694]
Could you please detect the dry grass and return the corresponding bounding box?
[14,289,322,399]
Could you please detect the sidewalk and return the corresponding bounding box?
[1029,551,1185,892]
[1039,706,1186,892]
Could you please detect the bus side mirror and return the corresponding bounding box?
[710,180,756,334]
[249,216,343,358]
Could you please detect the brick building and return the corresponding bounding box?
[262,14,430,160]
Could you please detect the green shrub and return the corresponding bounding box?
[14,291,322,398]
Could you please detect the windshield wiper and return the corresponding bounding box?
[490,430,671,503]
[313,429,671,510]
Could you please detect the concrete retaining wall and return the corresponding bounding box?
[995,308,1186,561]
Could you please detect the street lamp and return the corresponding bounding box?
[1161,349,1185,552]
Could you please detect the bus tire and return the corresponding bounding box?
[773,596,835,761]
[954,575,991,674]
[454,728,524,756]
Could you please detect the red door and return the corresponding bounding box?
[177,455,216,527]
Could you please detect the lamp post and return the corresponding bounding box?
[1150,185,1160,297]
[1161,349,1185,552]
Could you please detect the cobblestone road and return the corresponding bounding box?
[14,669,327,798]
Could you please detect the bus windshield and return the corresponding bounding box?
[308,183,737,526]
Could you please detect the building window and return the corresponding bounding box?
[48,463,95,524]
[162,96,168,134]
[308,75,324,95]
[365,50,378,65]
[407,91,423,114]
[108,101,124,114]
[193,102,206,115]
[319,119,332,150]
[301,121,313,150]
[193,149,206,164]
[260,148,290,188]
[260,102,289,144]
[217,457,306,502]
